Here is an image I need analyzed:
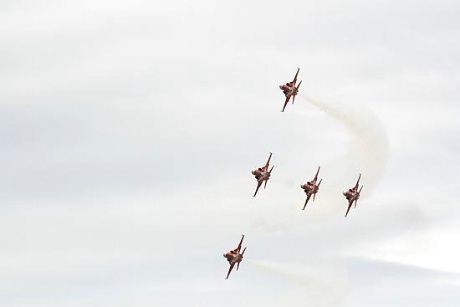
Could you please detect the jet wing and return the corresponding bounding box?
[236,235,244,252]
[345,201,353,217]
[302,193,312,210]
[226,263,236,279]
[253,180,263,197]
[354,174,361,190]
[317,178,322,188]
[282,95,291,112]
[313,167,320,182]
[292,68,300,84]
[264,152,272,169]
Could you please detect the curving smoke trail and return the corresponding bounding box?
[301,94,390,202]
[252,93,390,225]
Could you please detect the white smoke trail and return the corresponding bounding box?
[246,95,390,307]
[248,259,348,307]
[301,94,390,202]
[257,94,390,220]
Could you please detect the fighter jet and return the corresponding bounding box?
[251,152,274,197]
[343,174,364,217]
[300,166,322,210]
[223,235,247,279]
[279,68,302,112]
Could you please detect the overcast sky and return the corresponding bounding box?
[1,0,460,306]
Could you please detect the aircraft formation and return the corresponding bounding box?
[223,68,365,279]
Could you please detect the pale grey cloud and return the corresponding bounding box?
[1,0,459,306]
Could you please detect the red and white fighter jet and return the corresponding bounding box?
[343,174,364,217]
[279,68,302,112]
[300,166,322,210]
[251,152,274,197]
[223,235,247,279]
